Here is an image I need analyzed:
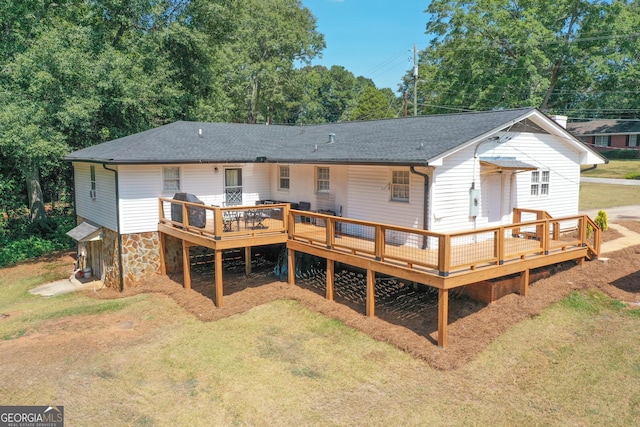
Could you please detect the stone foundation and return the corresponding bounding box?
[102,228,120,290]
[163,235,184,274]
[121,231,162,289]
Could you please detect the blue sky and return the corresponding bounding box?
[301,0,431,92]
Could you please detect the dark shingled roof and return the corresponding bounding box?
[567,119,640,136]
[65,108,540,165]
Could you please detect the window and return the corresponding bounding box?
[530,170,549,196]
[90,165,96,191]
[391,170,410,202]
[627,135,639,147]
[224,168,243,205]
[316,167,330,193]
[90,165,97,199]
[594,136,610,147]
[279,166,290,190]
[163,167,180,191]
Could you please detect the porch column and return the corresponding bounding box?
[438,288,449,347]
[214,249,223,307]
[519,269,530,297]
[245,246,252,275]
[287,248,296,285]
[366,269,375,317]
[159,232,167,276]
[182,240,191,290]
[326,259,335,301]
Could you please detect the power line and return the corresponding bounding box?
[425,31,640,53]
[364,44,413,78]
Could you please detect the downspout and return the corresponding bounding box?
[581,164,598,173]
[102,164,124,292]
[410,166,430,249]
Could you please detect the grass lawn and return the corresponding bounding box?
[579,159,640,210]
[580,183,640,210]
[1,255,640,426]
[581,159,640,179]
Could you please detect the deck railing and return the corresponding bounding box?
[158,199,599,276]
[158,198,289,239]
[288,209,600,277]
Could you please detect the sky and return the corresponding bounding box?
[300,0,431,92]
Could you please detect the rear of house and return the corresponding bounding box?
[65,108,605,290]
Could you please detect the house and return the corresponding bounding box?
[64,107,606,292]
[567,119,640,153]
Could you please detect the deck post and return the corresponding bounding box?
[326,218,336,249]
[374,225,384,261]
[182,240,191,290]
[541,220,549,254]
[438,288,449,347]
[213,207,224,238]
[158,231,167,276]
[495,228,504,265]
[438,235,451,276]
[214,249,223,307]
[326,259,335,301]
[182,203,189,228]
[245,246,252,275]
[519,268,530,296]
[366,269,375,317]
[287,248,296,285]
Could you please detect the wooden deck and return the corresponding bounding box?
[158,199,601,347]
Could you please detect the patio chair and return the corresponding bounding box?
[298,201,312,223]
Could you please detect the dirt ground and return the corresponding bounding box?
[84,220,640,370]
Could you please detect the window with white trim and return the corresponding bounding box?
[530,170,550,196]
[627,135,638,147]
[90,165,96,191]
[594,135,610,147]
[316,167,330,193]
[90,165,97,199]
[279,165,290,190]
[391,170,410,202]
[163,167,180,191]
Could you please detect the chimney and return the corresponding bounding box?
[551,115,567,129]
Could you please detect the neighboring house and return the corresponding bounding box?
[64,107,605,290]
[567,119,640,152]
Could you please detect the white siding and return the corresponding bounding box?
[117,163,271,234]
[506,133,581,218]
[347,165,424,229]
[430,131,582,233]
[431,146,477,233]
[73,162,118,231]
[269,164,348,214]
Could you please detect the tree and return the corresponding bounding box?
[0,0,235,221]
[347,87,398,121]
[221,0,325,123]
[407,0,640,118]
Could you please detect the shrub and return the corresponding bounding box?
[0,213,75,267]
[602,149,640,160]
[595,210,609,232]
[624,172,640,180]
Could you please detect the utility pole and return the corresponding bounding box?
[413,44,418,116]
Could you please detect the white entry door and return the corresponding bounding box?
[225,168,243,206]
[481,172,508,224]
